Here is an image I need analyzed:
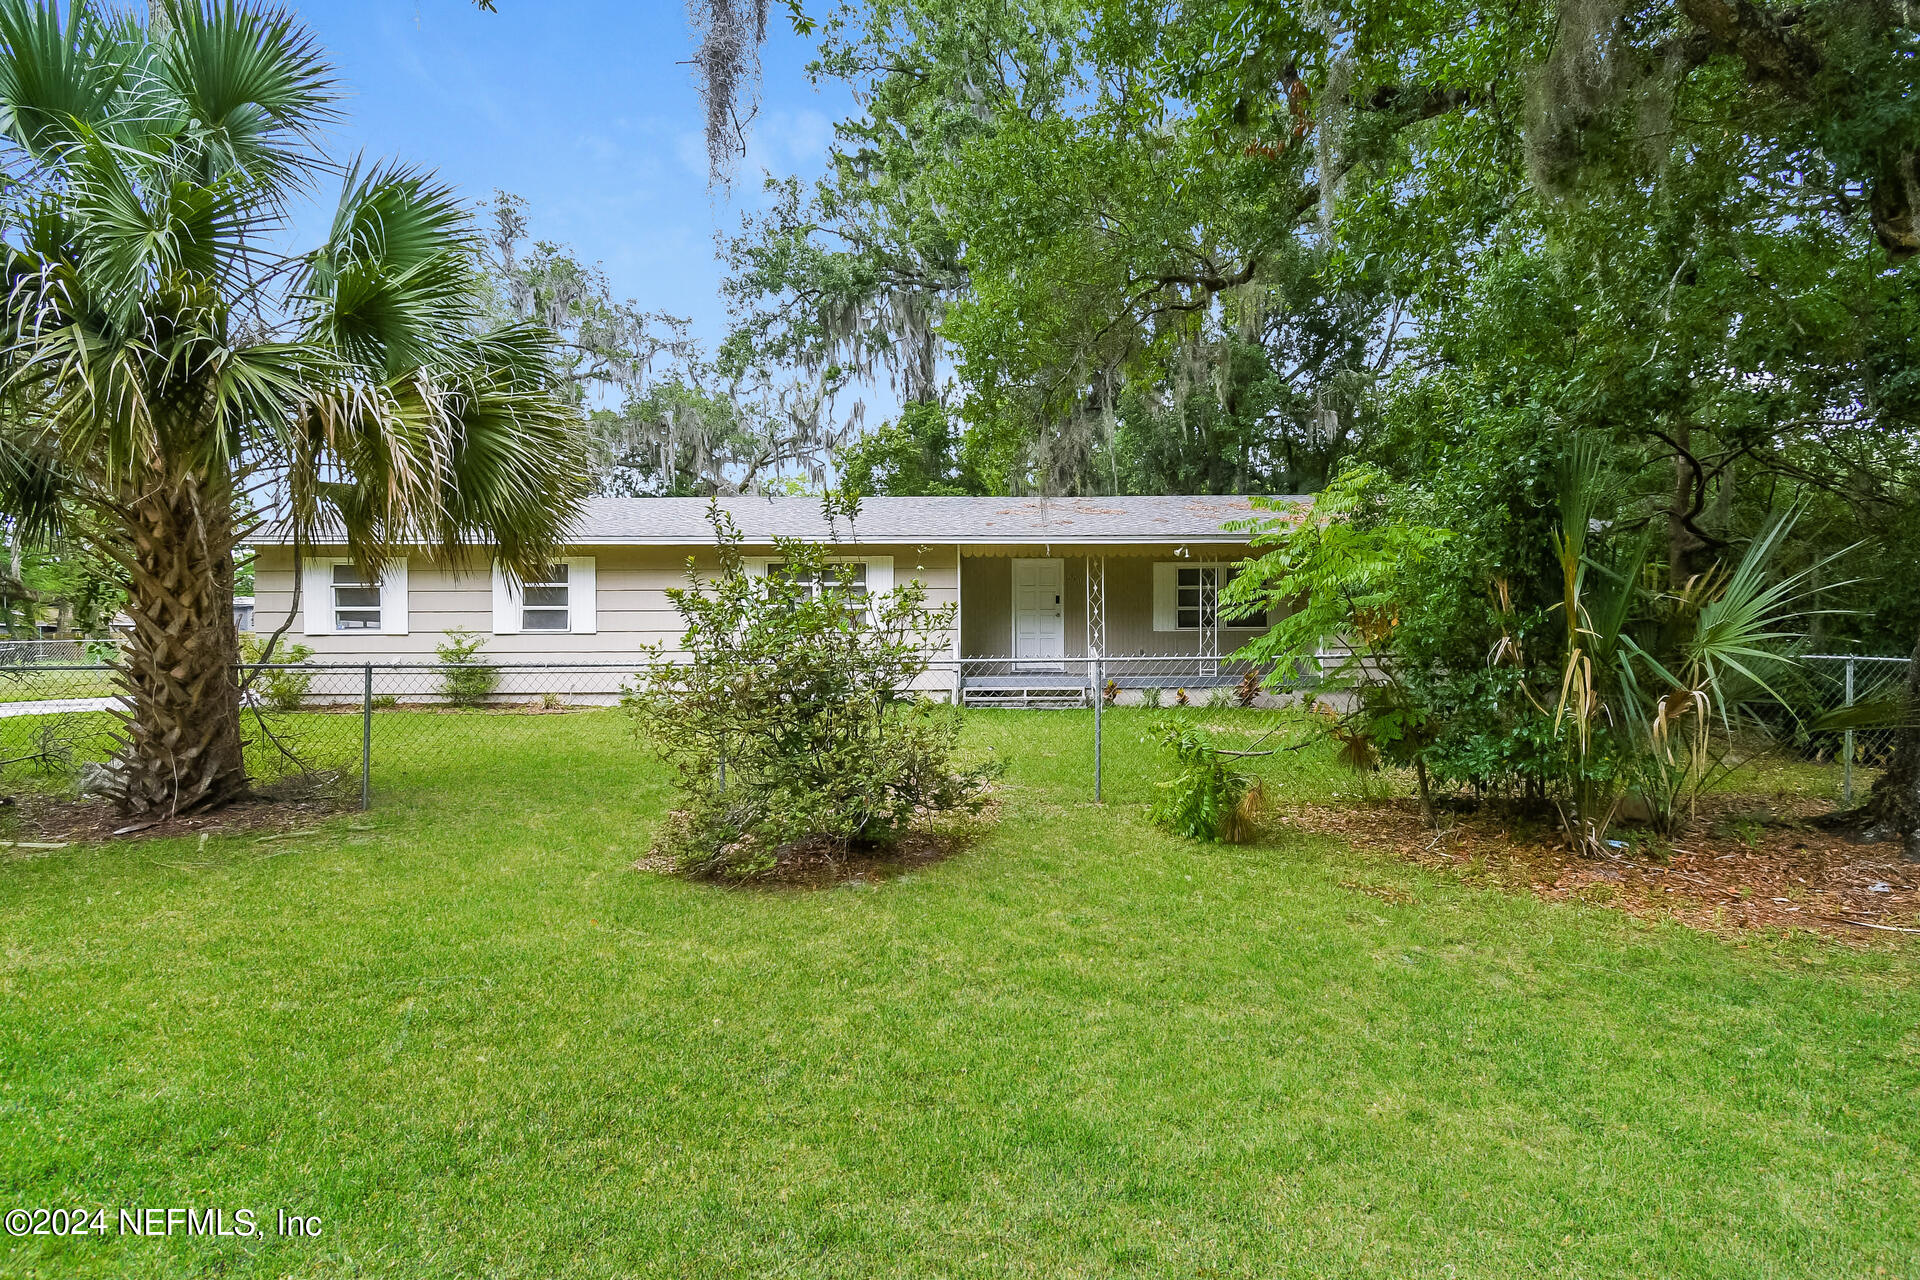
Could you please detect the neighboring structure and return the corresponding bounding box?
[233,595,255,634]
[248,495,1303,704]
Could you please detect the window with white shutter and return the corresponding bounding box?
[492,555,595,635]
[304,557,408,635]
[1153,562,1265,631]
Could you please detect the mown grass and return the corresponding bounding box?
[0,668,116,704]
[0,708,1915,1278]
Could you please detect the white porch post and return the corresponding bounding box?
[1084,554,1106,702]
[1202,565,1219,678]
[1084,555,1107,658]
[954,544,964,704]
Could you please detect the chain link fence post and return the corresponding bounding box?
[360,662,372,811]
[1843,657,1856,806]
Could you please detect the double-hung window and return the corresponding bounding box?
[331,564,383,630]
[1155,562,1265,631]
[519,564,571,631]
[491,556,596,635]
[768,561,868,607]
[746,556,893,616]
[303,557,407,636]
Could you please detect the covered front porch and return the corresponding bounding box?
[954,550,1280,707]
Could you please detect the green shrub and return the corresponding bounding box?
[1231,452,1839,848]
[436,628,500,708]
[1149,720,1263,843]
[1141,686,1163,708]
[239,636,314,713]
[626,500,997,878]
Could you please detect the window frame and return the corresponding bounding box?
[518,562,572,633]
[764,559,870,606]
[330,563,384,632]
[743,555,895,619]
[491,555,596,636]
[302,557,408,637]
[1153,561,1266,633]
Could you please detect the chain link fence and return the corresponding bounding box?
[0,651,1908,812]
[0,655,1315,810]
[0,638,106,668]
[1797,655,1915,804]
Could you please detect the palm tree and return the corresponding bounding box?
[0,0,590,815]
[1546,441,1839,854]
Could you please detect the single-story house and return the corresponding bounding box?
[249,495,1303,704]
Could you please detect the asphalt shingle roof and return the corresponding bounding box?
[254,495,1303,547]
[555,495,1294,545]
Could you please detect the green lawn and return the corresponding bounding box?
[1,709,1915,1278]
[0,668,116,704]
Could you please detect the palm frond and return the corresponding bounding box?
[0,425,66,541]
[296,158,485,375]
[1685,505,1854,727]
[61,126,258,325]
[0,0,131,161]
[157,0,338,191]
[436,325,591,577]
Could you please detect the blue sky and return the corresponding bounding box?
[288,0,849,344]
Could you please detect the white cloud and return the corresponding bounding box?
[763,108,833,168]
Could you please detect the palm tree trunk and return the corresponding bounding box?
[112,475,248,816]
[1860,621,1920,861]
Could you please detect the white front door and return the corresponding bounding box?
[1012,557,1065,668]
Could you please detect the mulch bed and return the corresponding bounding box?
[2,779,351,850]
[1281,792,1919,941]
[636,808,994,890]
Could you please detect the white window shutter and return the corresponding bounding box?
[741,557,771,600]
[302,558,330,636]
[380,557,409,635]
[1152,562,1178,632]
[567,555,597,634]
[491,561,522,635]
[865,556,893,596]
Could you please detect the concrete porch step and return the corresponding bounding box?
[961,684,1090,709]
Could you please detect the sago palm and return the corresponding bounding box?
[0,0,590,815]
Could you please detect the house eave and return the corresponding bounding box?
[245,534,1262,550]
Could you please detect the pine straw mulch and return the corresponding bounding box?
[1277,791,1918,942]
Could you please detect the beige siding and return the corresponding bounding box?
[253,538,1289,693]
[960,556,1011,656]
[254,543,960,698]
